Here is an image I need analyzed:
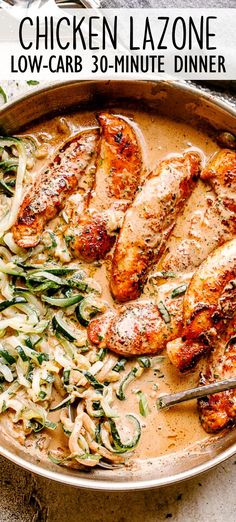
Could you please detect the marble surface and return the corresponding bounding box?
[102,0,236,8]
[1,30,236,522]
[0,453,236,521]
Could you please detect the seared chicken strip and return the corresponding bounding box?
[166,338,208,373]
[182,238,236,340]
[88,281,185,356]
[91,151,236,356]
[110,151,201,303]
[91,152,236,357]
[157,148,236,278]
[66,113,142,261]
[13,130,99,248]
[167,239,236,372]
[201,149,236,217]
[198,315,236,433]
[158,192,234,277]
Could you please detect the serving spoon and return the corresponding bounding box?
[55,0,100,8]
[156,376,236,410]
[76,378,236,470]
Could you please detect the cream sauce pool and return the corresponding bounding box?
[2,106,228,464]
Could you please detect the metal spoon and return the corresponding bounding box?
[55,0,100,8]
[156,376,236,410]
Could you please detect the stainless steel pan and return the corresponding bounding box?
[0,79,236,490]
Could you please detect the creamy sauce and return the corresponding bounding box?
[2,106,230,465]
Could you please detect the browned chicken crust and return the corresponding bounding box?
[183,239,236,339]
[87,310,116,346]
[110,151,201,303]
[12,130,99,248]
[167,239,236,372]
[166,337,208,373]
[106,299,183,357]
[88,283,184,356]
[67,113,142,261]
[198,316,236,433]
[201,149,236,217]
[152,149,236,279]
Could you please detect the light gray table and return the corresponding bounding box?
[102,0,236,7]
[0,453,236,521]
[1,5,236,518]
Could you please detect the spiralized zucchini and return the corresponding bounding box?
[0,137,161,469]
[0,251,146,467]
[0,138,27,236]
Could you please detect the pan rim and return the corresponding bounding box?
[0,78,236,490]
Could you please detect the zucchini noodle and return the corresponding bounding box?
[3,232,25,255]
[0,139,27,236]
[0,137,161,471]
[0,246,151,468]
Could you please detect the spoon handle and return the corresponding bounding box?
[156,376,236,410]
[56,0,100,7]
